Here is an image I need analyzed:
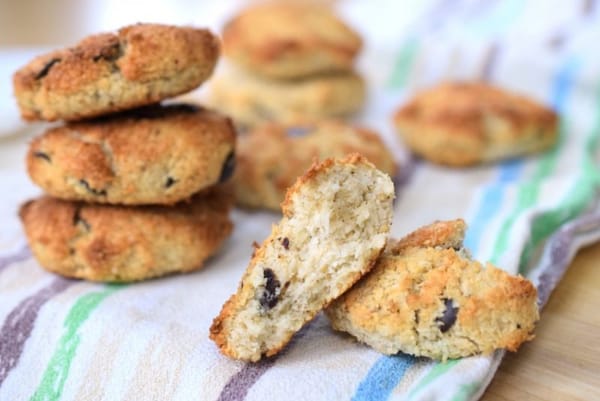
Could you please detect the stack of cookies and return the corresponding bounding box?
[13,23,237,282]
[210,2,366,127]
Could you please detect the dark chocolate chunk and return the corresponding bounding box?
[281,237,290,250]
[79,179,107,196]
[92,42,123,63]
[259,268,281,309]
[33,151,51,163]
[435,298,458,333]
[218,152,235,183]
[165,176,177,188]
[35,58,61,79]
[72,207,91,231]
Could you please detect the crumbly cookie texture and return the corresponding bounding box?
[209,65,365,127]
[393,82,558,166]
[27,104,236,205]
[222,2,361,79]
[19,186,233,282]
[13,23,219,121]
[233,121,397,210]
[326,219,539,361]
[210,154,395,361]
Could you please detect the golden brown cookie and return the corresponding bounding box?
[210,154,395,361]
[210,66,365,126]
[19,187,233,282]
[233,121,397,210]
[326,219,539,361]
[27,104,236,205]
[393,82,558,166]
[13,23,219,121]
[222,2,361,79]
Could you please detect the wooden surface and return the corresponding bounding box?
[483,243,600,400]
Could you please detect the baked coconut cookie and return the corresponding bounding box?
[210,154,395,361]
[393,82,558,166]
[326,219,539,361]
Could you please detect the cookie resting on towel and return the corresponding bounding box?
[19,187,233,282]
[233,121,396,210]
[393,82,558,166]
[210,154,395,361]
[326,219,539,361]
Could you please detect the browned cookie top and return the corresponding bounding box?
[27,103,236,205]
[394,82,559,166]
[13,23,220,121]
[222,3,361,78]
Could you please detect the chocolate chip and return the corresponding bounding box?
[33,151,51,163]
[72,207,90,231]
[259,268,280,309]
[165,176,176,188]
[281,237,290,250]
[435,298,458,333]
[516,324,522,329]
[92,42,122,63]
[79,179,107,196]
[35,58,61,79]
[218,152,235,183]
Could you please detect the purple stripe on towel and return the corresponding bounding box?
[215,323,314,401]
[0,277,74,386]
[480,42,501,81]
[537,212,600,307]
[0,245,31,274]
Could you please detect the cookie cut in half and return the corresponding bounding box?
[13,23,219,121]
[27,104,236,205]
[326,219,539,361]
[210,154,395,361]
[233,121,397,210]
[393,82,558,166]
[19,186,233,282]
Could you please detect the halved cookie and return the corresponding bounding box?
[326,219,539,361]
[210,154,395,361]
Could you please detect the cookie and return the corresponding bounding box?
[393,82,559,166]
[210,66,365,126]
[222,2,361,79]
[210,154,395,361]
[233,121,397,210]
[326,219,539,361]
[13,23,219,121]
[19,187,233,282]
[27,104,236,205]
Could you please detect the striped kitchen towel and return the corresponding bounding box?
[1,1,600,400]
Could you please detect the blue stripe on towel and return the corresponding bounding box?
[352,355,417,401]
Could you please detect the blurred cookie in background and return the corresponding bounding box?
[210,66,365,127]
[393,82,559,167]
[222,2,362,79]
[233,120,396,210]
[210,2,365,127]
